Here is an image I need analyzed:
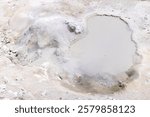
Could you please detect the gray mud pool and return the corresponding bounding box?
[70,16,136,76]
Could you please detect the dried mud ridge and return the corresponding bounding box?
[60,68,139,94]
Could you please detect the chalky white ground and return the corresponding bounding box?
[0,0,150,99]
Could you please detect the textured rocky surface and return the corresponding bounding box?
[0,0,150,99]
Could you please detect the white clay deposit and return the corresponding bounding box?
[0,0,150,99]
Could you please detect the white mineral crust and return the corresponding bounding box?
[0,0,150,99]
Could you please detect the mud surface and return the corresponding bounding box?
[0,0,150,99]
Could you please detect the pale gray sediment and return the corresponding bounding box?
[0,0,150,99]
